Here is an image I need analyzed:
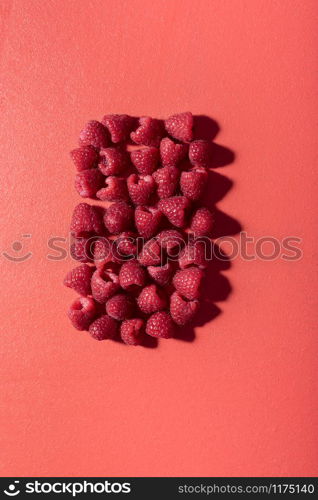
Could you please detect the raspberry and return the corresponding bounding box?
[93,237,114,268]
[190,207,213,236]
[98,147,128,176]
[106,293,135,320]
[120,318,144,345]
[189,139,211,166]
[70,145,99,171]
[130,116,165,147]
[102,114,135,143]
[79,120,110,148]
[96,176,128,202]
[180,167,208,200]
[145,311,174,338]
[170,291,199,326]
[164,112,193,143]
[104,201,134,234]
[70,203,104,237]
[153,166,180,199]
[147,262,173,286]
[156,229,185,254]
[178,240,207,269]
[89,314,118,341]
[127,174,156,205]
[130,147,159,175]
[75,168,104,198]
[70,237,94,263]
[119,260,146,291]
[172,266,204,300]
[68,297,97,330]
[135,206,162,238]
[91,267,120,303]
[158,196,191,228]
[138,238,161,266]
[137,284,167,314]
[64,264,94,296]
[160,137,188,167]
[115,232,137,258]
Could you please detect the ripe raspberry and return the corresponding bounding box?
[64,264,94,296]
[160,137,188,167]
[138,238,161,266]
[180,167,208,200]
[172,266,204,300]
[104,201,134,234]
[115,232,137,258]
[98,147,128,176]
[79,120,110,148]
[96,176,128,202]
[147,262,173,286]
[68,297,97,330]
[102,114,135,143]
[106,293,135,320]
[75,168,104,198]
[190,207,213,236]
[130,147,159,175]
[164,112,193,143]
[178,240,207,269]
[70,203,104,237]
[70,145,99,171]
[158,196,191,228]
[145,311,174,338]
[135,206,162,238]
[131,116,165,147]
[156,229,185,253]
[93,237,114,268]
[119,260,146,291]
[170,291,199,326]
[89,314,118,341]
[189,139,211,166]
[153,166,180,199]
[70,237,94,263]
[91,267,120,303]
[120,318,144,345]
[127,174,156,205]
[137,284,167,314]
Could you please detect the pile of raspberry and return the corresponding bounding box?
[64,112,214,345]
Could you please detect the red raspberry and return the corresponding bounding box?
[70,145,99,171]
[147,262,173,286]
[104,201,134,234]
[106,293,135,320]
[145,311,174,338]
[63,264,94,296]
[189,139,211,166]
[138,238,161,266]
[119,260,147,291]
[98,147,128,176]
[164,112,193,143]
[120,318,144,345]
[135,206,162,238]
[160,137,188,167]
[178,240,207,269]
[102,114,135,143]
[75,168,104,198]
[156,229,185,254]
[93,237,114,268]
[170,291,199,326]
[89,314,118,341]
[127,174,156,205]
[190,207,213,236]
[68,297,97,330]
[96,176,128,202]
[137,284,167,314]
[91,267,120,303]
[115,232,137,258]
[180,167,208,200]
[70,237,94,263]
[130,147,159,175]
[70,203,104,237]
[158,196,191,228]
[153,166,180,199]
[79,120,110,148]
[172,266,204,300]
[131,116,165,147]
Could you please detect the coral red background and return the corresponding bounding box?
[0,0,317,477]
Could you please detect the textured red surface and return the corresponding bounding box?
[0,0,317,477]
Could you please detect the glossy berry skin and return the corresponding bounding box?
[189,139,211,167]
[102,114,135,143]
[98,147,129,176]
[180,167,208,201]
[88,314,118,341]
[70,237,94,263]
[70,145,99,171]
[153,166,180,199]
[164,112,193,143]
[106,293,135,320]
[131,116,165,147]
[79,120,110,148]
[70,203,104,237]
[135,206,162,239]
[178,240,207,269]
[104,201,134,234]
[138,238,162,267]
[137,284,167,314]
[170,291,199,326]
[97,176,129,202]
[158,196,191,228]
[145,311,175,339]
[190,207,214,236]
[160,137,188,167]
[127,174,156,205]
[120,318,144,345]
[147,262,173,287]
[68,296,97,331]
[130,147,159,175]
[172,266,204,300]
[64,264,94,296]
[119,260,147,291]
[75,168,104,198]
[91,267,120,303]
